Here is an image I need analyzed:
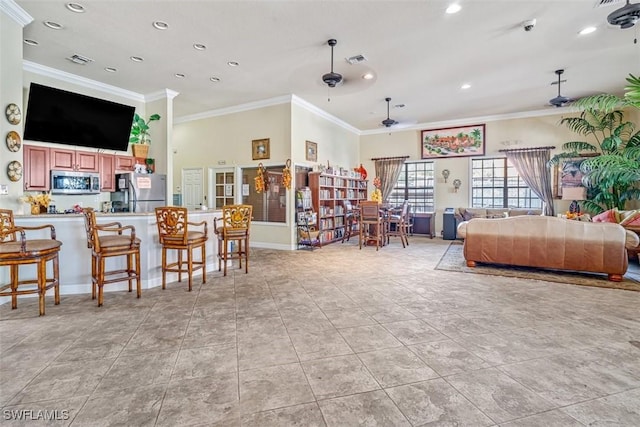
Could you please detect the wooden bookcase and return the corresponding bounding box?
[308,172,368,244]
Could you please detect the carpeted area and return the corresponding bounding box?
[436,241,640,292]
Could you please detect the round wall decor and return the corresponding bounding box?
[5,103,22,125]
[6,131,21,152]
[7,160,23,182]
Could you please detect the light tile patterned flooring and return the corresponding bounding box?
[1,237,640,426]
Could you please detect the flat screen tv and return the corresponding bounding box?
[23,83,136,152]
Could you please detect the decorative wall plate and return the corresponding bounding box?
[7,160,23,182]
[6,131,21,152]
[5,103,21,125]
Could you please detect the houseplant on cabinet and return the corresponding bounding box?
[129,113,161,158]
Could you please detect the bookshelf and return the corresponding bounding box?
[308,172,368,244]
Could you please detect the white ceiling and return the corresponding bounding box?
[15,0,640,132]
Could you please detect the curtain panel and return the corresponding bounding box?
[374,158,405,202]
[504,148,555,216]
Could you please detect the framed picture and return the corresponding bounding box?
[305,140,317,162]
[421,124,485,159]
[554,154,597,198]
[252,138,270,160]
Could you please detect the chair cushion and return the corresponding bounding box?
[163,231,206,244]
[99,235,141,249]
[0,239,62,255]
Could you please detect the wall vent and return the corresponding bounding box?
[66,54,94,65]
[346,54,367,65]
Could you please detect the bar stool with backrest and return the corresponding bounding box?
[82,208,141,307]
[341,201,360,243]
[385,200,409,248]
[359,201,384,251]
[155,207,208,291]
[214,204,252,276]
[0,209,61,316]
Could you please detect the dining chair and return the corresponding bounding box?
[386,200,409,247]
[359,201,384,250]
[214,204,252,276]
[82,208,141,306]
[0,209,61,315]
[155,207,208,291]
[341,201,360,243]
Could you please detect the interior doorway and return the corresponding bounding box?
[182,168,204,210]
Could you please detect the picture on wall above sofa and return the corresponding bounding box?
[421,124,485,159]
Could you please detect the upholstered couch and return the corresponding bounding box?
[457,216,640,282]
[454,207,543,222]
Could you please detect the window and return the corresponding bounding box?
[241,165,287,223]
[471,158,542,209]
[388,161,435,213]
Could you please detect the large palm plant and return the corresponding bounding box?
[549,74,640,214]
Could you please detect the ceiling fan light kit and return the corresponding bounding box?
[322,39,343,88]
[549,69,573,107]
[381,97,399,127]
[607,0,640,29]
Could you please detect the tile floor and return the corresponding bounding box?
[1,237,640,426]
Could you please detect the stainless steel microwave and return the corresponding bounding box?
[50,170,101,194]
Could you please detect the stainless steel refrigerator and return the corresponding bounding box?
[112,173,167,213]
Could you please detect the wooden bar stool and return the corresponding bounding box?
[82,208,141,307]
[155,207,208,291]
[0,209,61,316]
[359,201,384,251]
[214,205,252,276]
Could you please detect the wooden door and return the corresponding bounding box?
[23,145,50,191]
[99,154,115,191]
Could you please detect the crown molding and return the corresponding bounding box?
[146,89,180,102]
[174,95,291,124]
[291,95,361,135]
[23,60,146,103]
[0,0,33,27]
[360,107,571,136]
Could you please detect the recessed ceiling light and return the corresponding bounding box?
[175,73,185,78]
[43,21,63,30]
[104,67,117,73]
[153,21,169,30]
[24,39,39,46]
[65,3,85,13]
[130,56,144,62]
[461,83,471,89]
[446,3,462,14]
[579,26,597,35]
[227,61,239,67]
[193,43,207,51]
[210,77,221,82]
[362,73,374,80]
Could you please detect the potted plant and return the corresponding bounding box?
[129,113,160,158]
[548,74,640,214]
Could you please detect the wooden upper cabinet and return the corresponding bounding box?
[99,154,116,191]
[23,145,50,191]
[115,155,135,171]
[50,148,98,172]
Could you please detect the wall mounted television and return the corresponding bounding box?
[23,83,136,152]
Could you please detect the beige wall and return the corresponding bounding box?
[360,112,594,233]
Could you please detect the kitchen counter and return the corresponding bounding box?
[1,210,222,304]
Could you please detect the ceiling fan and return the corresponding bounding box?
[322,39,343,88]
[549,69,573,108]
[608,0,640,29]
[381,97,399,127]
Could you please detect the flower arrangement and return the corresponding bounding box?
[20,192,51,214]
[370,176,383,202]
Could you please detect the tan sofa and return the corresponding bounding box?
[457,216,640,282]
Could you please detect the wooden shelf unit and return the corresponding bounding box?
[308,172,367,244]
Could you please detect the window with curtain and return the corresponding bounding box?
[241,165,287,223]
[471,158,542,209]
[388,161,435,213]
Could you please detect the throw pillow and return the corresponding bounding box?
[620,209,640,227]
[462,208,487,221]
[592,209,618,223]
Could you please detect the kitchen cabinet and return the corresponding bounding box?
[23,145,50,191]
[99,154,115,191]
[50,148,99,172]
[115,155,135,171]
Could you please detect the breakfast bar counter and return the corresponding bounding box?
[1,210,222,302]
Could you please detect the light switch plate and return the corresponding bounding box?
[0,184,8,195]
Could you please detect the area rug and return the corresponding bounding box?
[435,241,640,292]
